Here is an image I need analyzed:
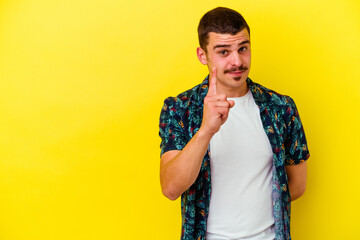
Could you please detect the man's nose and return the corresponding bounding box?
[231,52,242,66]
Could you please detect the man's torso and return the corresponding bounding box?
[206,90,275,239]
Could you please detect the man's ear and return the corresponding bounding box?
[196,47,208,65]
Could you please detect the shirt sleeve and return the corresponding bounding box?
[159,97,187,157]
[284,97,310,165]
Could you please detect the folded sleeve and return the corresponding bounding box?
[159,97,187,157]
[284,97,310,165]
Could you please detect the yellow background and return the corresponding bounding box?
[0,0,359,239]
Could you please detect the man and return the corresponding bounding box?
[159,7,309,240]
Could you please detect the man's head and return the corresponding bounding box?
[197,7,251,97]
[198,7,250,53]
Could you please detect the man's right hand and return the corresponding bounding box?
[200,67,235,137]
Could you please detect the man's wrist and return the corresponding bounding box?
[197,126,215,142]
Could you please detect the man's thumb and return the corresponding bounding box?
[228,100,235,108]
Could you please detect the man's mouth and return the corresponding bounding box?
[224,67,248,76]
[225,70,247,78]
[228,71,244,76]
[223,67,248,80]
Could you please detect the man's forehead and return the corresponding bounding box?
[208,29,250,46]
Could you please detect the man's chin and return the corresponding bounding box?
[232,74,248,81]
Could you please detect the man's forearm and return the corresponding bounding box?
[286,162,307,201]
[160,128,212,200]
[288,179,306,201]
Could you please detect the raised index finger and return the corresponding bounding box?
[207,67,217,96]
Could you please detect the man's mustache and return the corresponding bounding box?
[224,66,248,73]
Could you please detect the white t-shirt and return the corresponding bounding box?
[206,90,275,240]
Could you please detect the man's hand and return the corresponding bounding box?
[200,67,235,136]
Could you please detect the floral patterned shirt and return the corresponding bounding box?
[159,76,310,240]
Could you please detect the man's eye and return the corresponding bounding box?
[239,47,247,52]
[219,50,228,55]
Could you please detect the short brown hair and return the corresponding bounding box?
[198,7,250,52]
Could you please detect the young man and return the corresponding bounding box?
[159,7,310,240]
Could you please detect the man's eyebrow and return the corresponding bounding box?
[213,44,231,50]
[213,40,250,50]
[239,40,250,45]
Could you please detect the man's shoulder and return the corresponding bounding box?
[250,79,296,107]
[163,80,207,110]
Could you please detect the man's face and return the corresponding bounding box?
[197,28,251,93]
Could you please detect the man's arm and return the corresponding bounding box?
[160,128,212,201]
[283,95,310,201]
[285,161,307,201]
[160,67,235,201]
